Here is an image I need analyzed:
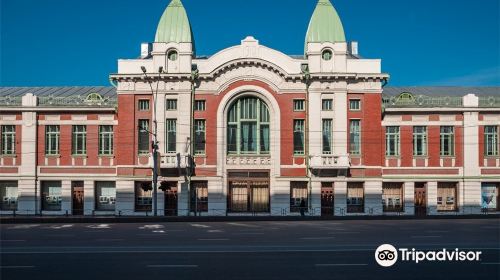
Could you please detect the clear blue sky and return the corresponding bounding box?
[1,0,499,87]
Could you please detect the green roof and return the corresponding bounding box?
[305,0,346,53]
[154,0,195,48]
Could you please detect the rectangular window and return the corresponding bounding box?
[481,183,499,211]
[166,119,176,153]
[135,181,152,212]
[0,181,18,211]
[413,126,427,156]
[349,99,361,110]
[138,99,150,111]
[45,125,60,155]
[95,182,116,211]
[194,120,206,155]
[322,99,333,111]
[290,182,308,212]
[72,125,87,155]
[293,99,305,111]
[195,100,206,111]
[322,119,333,154]
[166,99,177,111]
[98,125,114,155]
[382,183,404,212]
[1,125,15,155]
[440,126,455,156]
[385,126,400,156]
[350,120,361,155]
[293,120,305,155]
[347,182,364,213]
[190,181,208,213]
[437,182,458,212]
[484,126,499,156]
[41,181,62,211]
[138,120,150,154]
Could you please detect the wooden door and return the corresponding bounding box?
[164,187,178,216]
[414,183,427,216]
[72,182,84,215]
[321,182,334,216]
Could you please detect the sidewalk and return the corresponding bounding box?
[1,214,499,224]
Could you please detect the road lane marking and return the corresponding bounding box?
[190,224,211,228]
[139,225,164,230]
[411,236,442,238]
[7,225,40,230]
[234,232,264,235]
[227,223,260,228]
[147,265,198,268]
[47,225,74,229]
[197,238,229,241]
[0,266,35,269]
[316,262,369,266]
[207,230,223,233]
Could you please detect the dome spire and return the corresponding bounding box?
[305,0,346,53]
[154,0,195,49]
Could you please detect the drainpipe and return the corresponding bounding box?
[302,64,312,213]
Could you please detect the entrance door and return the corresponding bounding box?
[321,182,334,216]
[72,181,84,215]
[227,171,270,213]
[414,182,427,216]
[164,188,178,216]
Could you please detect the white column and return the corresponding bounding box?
[462,180,481,214]
[83,180,94,216]
[365,180,382,215]
[333,91,348,155]
[308,90,322,157]
[17,179,38,215]
[207,178,226,216]
[427,181,438,215]
[334,181,347,215]
[116,180,135,216]
[403,182,415,215]
[178,181,189,216]
[61,180,72,215]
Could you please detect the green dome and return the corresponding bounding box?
[155,0,195,48]
[305,0,346,53]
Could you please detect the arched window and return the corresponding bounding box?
[227,96,270,155]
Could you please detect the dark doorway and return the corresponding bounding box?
[72,181,84,215]
[414,182,427,216]
[164,182,178,216]
[321,182,334,216]
[227,171,270,213]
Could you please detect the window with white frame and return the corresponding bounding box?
[322,119,333,154]
[135,181,152,212]
[382,182,404,212]
[322,99,333,111]
[440,126,455,156]
[195,100,206,111]
[138,120,150,154]
[72,125,87,155]
[385,126,400,156]
[98,125,113,155]
[413,126,427,156]
[437,182,458,211]
[95,181,116,211]
[138,99,150,111]
[293,99,305,111]
[166,99,177,111]
[350,120,361,155]
[165,119,176,153]
[1,125,15,155]
[347,182,364,213]
[485,126,499,156]
[227,97,270,155]
[293,120,305,155]
[290,181,308,212]
[194,120,206,155]
[45,125,60,155]
[349,99,361,110]
[0,181,17,211]
[41,181,62,211]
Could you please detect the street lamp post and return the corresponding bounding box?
[141,66,163,217]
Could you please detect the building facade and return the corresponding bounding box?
[1,0,499,216]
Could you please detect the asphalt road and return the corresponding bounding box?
[1,219,499,280]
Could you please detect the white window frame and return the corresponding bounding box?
[1,125,15,155]
[98,125,114,156]
[440,126,455,156]
[350,120,361,155]
[293,119,305,155]
[166,99,177,111]
[194,119,206,155]
[165,119,177,154]
[72,125,87,156]
[413,126,427,156]
[322,119,333,154]
[322,99,333,111]
[138,99,150,111]
[194,100,206,111]
[45,125,60,155]
[385,126,400,156]
[485,126,499,156]
[293,99,305,112]
[349,99,361,111]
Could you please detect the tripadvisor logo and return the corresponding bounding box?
[375,244,482,267]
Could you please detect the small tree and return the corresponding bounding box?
[159,181,171,192]
[141,182,153,192]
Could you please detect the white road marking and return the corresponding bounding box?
[190,224,210,228]
[7,225,40,230]
[316,263,368,267]
[152,230,166,233]
[207,230,223,233]
[47,225,74,229]
[411,236,442,238]
[0,266,35,269]
[227,222,259,228]
[87,224,111,229]
[139,225,164,230]
[147,265,198,268]
[197,238,229,241]
[234,232,264,235]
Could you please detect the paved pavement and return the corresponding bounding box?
[1,219,499,280]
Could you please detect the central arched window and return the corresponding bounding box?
[227,96,270,155]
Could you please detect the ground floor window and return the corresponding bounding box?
[382,183,404,212]
[347,182,364,213]
[0,181,17,211]
[481,183,499,211]
[190,181,208,213]
[95,182,116,211]
[135,181,152,212]
[437,182,458,212]
[228,171,270,213]
[42,181,62,211]
[290,182,308,213]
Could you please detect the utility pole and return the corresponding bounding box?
[189,64,199,216]
[302,64,312,214]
